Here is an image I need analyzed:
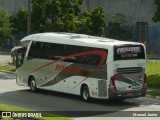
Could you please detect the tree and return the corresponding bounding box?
[10,7,27,33]
[46,0,83,32]
[31,0,50,32]
[11,0,107,36]
[0,8,14,45]
[153,0,160,22]
[83,6,107,36]
[47,1,107,36]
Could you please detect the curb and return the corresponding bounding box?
[0,70,15,74]
[146,94,160,99]
[0,52,11,55]
[146,90,160,99]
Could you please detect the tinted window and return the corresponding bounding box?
[28,41,55,59]
[114,45,145,61]
[28,41,41,58]
[59,45,107,66]
[28,41,107,66]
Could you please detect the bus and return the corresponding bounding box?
[15,32,147,102]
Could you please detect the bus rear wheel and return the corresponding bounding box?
[81,85,90,102]
[29,77,37,92]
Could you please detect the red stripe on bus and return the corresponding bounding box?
[31,50,107,88]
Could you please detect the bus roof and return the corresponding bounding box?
[20,32,142,47]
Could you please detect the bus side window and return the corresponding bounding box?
[28,41,40,59]
[49,43,56,60]
[39,42,46,59]
[62,45,80,63]
[76,47,103,66]
[43,43,55,60]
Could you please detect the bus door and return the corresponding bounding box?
[16,47,27,85]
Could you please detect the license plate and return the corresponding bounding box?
[132,86,141,90]
[127,92,133,96]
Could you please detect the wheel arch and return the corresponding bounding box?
[80,83,89,95]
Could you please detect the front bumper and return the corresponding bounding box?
[108,88,146,100]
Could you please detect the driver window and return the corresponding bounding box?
[16,47,26,68]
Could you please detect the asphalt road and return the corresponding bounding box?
[0,72,160,119]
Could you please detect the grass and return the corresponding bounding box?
[147,61,160,88]
[0,65,16,72]
[0,104,71,120]
[147,61,160,76]
[0,104,30,111]
[147,90,160,98]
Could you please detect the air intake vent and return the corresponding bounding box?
[98,80,107,97]
[116,67,143,74]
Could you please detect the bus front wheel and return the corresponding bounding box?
[29,77,37,92]
[81,85,90,102]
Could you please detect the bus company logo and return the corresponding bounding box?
[55,64,89,75]
[2,112,42,118]
[117,47,141,53]
[132,81,136,86]
[2,112,11,118]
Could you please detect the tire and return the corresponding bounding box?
[29,77,37,92]
[81,85,90,102]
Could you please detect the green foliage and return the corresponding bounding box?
[0,8,14,45]
[147,90,160,97]
[11,0,107,36]
[147,61,160,88]
[10,7,27,33]
[89,7,107,36]
[153,0,160,22]
[77,7,107,36]
[33,0,107,36]
[0,65,16,72]
[32,0,50,32]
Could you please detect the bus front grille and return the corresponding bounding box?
[116,67,143,74]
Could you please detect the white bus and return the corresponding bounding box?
[15,32,147,102]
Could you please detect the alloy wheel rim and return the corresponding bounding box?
[31,81,36,90]
[83,89,88,100]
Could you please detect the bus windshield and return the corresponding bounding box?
[114,45,145,61]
